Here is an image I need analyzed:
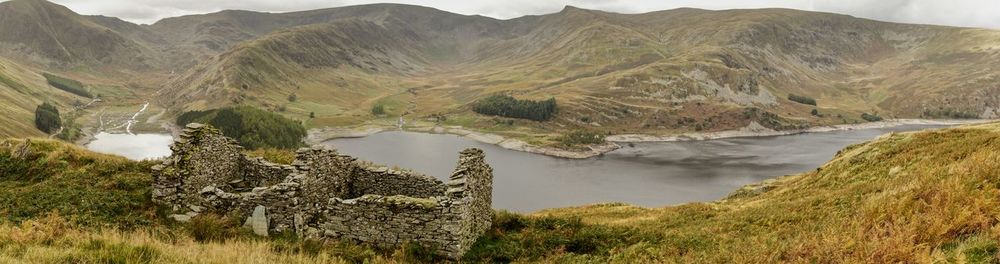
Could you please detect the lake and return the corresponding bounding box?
[322,125,946,212]
[86,132,174,160]
[83,125,947,212]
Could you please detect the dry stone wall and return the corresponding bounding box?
[151,123,494,259]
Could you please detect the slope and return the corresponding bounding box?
[0,0,160,71]
[0,120,998,263]
[530,122,1000,262]
[163,6,1000,145]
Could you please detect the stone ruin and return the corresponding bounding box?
[151,123,494,258]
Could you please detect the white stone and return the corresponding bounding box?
[170,214,192,222]
[249,205,269,236]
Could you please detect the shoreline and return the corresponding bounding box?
[307,119,996,159]
[605,119,994,142]
[305,125,621,159]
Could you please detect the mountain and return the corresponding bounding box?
[0,0,160,70]
[162,5,1000,143]
[0,1,998,142]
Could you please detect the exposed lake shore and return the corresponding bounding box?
[308,119,996,159]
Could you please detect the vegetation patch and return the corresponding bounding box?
[923,108,979,119]
[464,211,659,262]
[473,94,557,121]
[43,73,92,98]
[861,112,883,122]
[0,138,157,228]
[787,94,817,106]
[55,120,83,141]
[245,148,296,165]
[371,103,386,116]
[34,102,61,134]
[557,130,606,147]
[176,106,306,150]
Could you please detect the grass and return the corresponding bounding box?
[2,123,1000,262]
[0,138,158,228]
[536,122,1000,262]
[245,148,297,165]
[0,71,29,94]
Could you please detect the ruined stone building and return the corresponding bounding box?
[151,123,494,258]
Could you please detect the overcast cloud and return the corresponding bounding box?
[38,0,1000,29]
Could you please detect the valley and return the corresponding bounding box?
[1,0,1000,262]
[2,0,999,153]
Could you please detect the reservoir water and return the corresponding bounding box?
[86,132,174,160]
[83,125,947,212]
[323,125,946,212]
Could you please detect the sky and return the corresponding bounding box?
[41,0,1000,29]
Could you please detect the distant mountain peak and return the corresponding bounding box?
[559,5,591,14]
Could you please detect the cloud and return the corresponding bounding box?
[42,0,1000,29]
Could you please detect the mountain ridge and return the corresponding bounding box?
[0,0,998,142]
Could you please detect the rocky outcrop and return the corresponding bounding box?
[152,123,494,259]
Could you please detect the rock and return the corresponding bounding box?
[170,214,192,222]
[189,205,204,213]
[249,205,269,236]
[200,186,217,194]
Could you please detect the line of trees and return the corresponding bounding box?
[787,94,817,106]
[861,112,883,122]
[34,102,61,134]
[472,95,557,121]
[177,106,306,150]
[43,73,92,98]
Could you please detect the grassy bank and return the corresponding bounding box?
[2,122,1000,262]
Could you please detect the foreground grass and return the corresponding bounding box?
[539,122,1000,262]
[3,123,1000,262]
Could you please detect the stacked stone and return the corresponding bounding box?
[151,123,211,209]
[351,165,446,199]
[150,125,495,259]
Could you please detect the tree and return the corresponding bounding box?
[176,106,306,150]
[472,95,557,121]
[371,104,386,116]
[34,102,61,134]
[309,112,316,118]
[287,93,297,102]
[861,112,883,122]
[810,109,819,116]
[788,94,817,106]
[42,73,92,98]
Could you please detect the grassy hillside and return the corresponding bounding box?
[2,1,999,145]
[535,122,1000,262]
[0,0,160,69]
[1,123,999,262]
[161,5,1000,150]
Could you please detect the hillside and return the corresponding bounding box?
[162,5,1000,147]
[0,0,160,70]
[0,1,998,144]
[1,121,998,262]
[0,0,172,138]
